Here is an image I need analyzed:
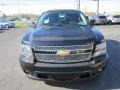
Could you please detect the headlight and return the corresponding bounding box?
[21,44,34,63]
[93,42,106,57]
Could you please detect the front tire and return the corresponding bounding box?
[5,25,9,29]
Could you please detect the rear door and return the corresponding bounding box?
[99,16,107,23]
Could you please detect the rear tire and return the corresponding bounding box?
[109,21,113,25]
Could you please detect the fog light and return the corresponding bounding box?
[90,61,95,64]
[23,69,30,74]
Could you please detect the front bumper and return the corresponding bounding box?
[19,54,108,81]
[112,20,120,23]
[98,21,107,24]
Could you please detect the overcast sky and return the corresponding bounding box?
[0,0,120,15]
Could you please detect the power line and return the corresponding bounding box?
[0,3,71,5]
[0,0,77,5]
[0,4,37,5]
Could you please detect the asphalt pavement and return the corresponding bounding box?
[0,25,120,90]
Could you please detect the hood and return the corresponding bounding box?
[25,25,104,46]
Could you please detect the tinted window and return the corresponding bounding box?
[99,16,106,19]
[114,15,120,18]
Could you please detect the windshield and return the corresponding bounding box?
[37,12,88,26]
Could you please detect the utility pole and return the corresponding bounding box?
[0,0,5,18]
[18,0,21,20]
[78,0,80,11]
[97,0,99,15]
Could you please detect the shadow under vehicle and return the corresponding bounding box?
[45,39,120,90]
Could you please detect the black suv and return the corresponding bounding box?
[19,10,108,81]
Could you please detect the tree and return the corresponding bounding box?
[2,13,7,18]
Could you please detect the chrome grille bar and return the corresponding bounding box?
[34,44,93,63]
[35,52,92,63]
[34,44,93,51]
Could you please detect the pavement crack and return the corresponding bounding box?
[0,74,8,84]
[16,83,23,90]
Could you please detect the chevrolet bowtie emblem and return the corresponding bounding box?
[57,50,70,57]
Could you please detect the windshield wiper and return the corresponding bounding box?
[68,22,87,26]
[42,23,63,26]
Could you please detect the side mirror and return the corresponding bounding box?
[89,19,96,25]
[85,16,89,21]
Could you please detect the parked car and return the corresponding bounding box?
[90,15,108,25]
[107,15,120,24]
[0,22,4,29]
[19,10,108,82]
[0,20,15,28]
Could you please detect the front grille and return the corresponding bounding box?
[35,52,92,63]
[34,44,93,51]
[34,44,93,63]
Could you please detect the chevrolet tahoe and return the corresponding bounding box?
[19,10,108,82]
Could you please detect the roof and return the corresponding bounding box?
[44,9,81,13]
